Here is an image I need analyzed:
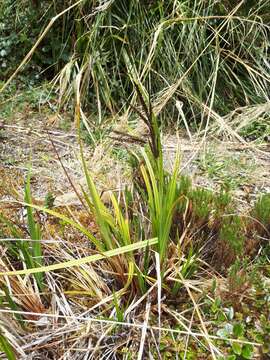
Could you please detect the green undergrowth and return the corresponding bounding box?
[239,119,270,142]
[0,80,55,120]
[196,151,256,190]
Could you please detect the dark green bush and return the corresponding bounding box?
[0,0,73,80]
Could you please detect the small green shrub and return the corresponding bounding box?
[220,216,245,255]
[253,193,270,230]
[190,188,214,220]
[239,118,270,141]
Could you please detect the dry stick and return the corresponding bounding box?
[200,36,220,159]
[138,302,151,360]
[178,273,219,360]
[110,129,147,146]
[184,309,196,359]
[221,49,270,83]
[91,324,116,359]
[0,0,83,95]
[155,252,162,348]
[47,130,89,214]
[0,309,261,346]
[133,84,160,158]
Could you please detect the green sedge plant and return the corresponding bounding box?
[0,332,16,360]
[23,171,44,290]
[0,171,44,290]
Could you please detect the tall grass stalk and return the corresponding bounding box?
[24,172,43,290]
[54,0,270,132]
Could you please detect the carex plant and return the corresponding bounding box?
[2,85,267,303]
[0,171,43,290]
[130,85,181,270]
[75,83,182,294]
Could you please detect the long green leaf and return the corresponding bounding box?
[80,141,114,250]
[0,333,16,360]
[24,171,43,289]
[0,238,158,276]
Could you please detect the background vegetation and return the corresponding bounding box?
[1,0,270,130]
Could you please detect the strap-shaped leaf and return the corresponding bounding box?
[0,238,158,276]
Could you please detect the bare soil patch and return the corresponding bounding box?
[1,112,270,209]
